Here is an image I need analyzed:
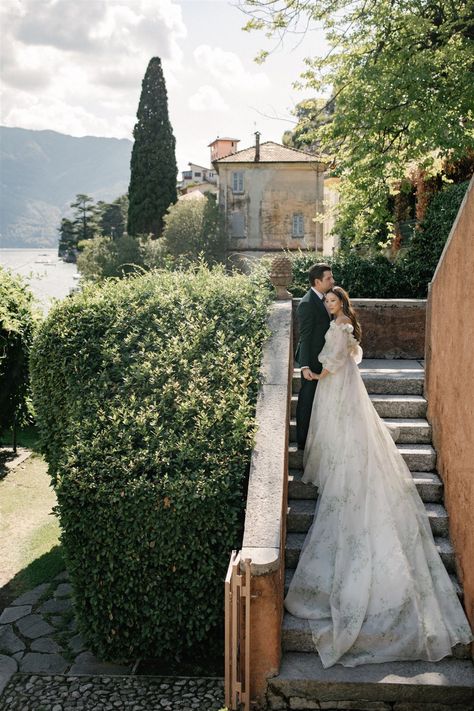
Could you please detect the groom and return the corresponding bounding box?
[295,262,335,450]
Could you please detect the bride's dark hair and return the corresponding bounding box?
[328,286,362,343]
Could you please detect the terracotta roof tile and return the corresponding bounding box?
[214,141,323,164]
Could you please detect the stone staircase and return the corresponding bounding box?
[267,360,474,710]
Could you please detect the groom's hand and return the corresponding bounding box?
[302,367,316,381]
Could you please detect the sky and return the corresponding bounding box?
[0,0,329,173]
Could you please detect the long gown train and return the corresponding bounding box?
[284,321,473,668]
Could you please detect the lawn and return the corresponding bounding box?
[0,452,63,610]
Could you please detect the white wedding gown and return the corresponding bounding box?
[285,321,473,668]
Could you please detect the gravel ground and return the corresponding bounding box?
[0,674,225,710]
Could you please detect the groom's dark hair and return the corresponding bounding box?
[308,263,332,286]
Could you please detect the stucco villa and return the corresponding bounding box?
[212,133,337,260]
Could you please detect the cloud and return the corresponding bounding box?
[189,85,229,112]
[193,44,270,91]
[0,0,187,139]
[15,0,107,52]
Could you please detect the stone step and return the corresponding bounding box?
[285,533,456,573]
[266,652,474,709]
[284,567,463,603]
[287,469,443,503]
[290,393,428,418]
[292,365,425,395]
[288,443,436,472]
[287,499,448,537]
[289,417,432,444]
[281,613,471,660]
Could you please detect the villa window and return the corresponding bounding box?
[292,213,304,237]
[232,171,244,193]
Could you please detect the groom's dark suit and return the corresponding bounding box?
[295,288,331,449]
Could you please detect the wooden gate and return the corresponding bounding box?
[224,551,252,710]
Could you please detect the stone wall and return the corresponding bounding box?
[293,298,427,359]
[425,176,474,642]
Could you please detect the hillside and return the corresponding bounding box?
[0,126,132,248]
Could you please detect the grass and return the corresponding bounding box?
[0,424,41,451]
[0,452,63,610]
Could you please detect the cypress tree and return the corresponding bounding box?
[127,57,177,237]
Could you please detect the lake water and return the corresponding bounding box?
[0,249,78,314]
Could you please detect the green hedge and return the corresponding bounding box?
[0,268,37,435]
[30,266,270,660]
[288,180,469,298]
[288,251,402,298]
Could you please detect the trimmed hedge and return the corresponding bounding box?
[288,251,402,298]
[287,180,469,298]
[30,266,270,660]
[0,267,37,434]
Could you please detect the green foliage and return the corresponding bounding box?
[0,268,37,433]
[287,250,404,298]
[71,194,100,243]
[30,267,271,660]
[58,193,101,258]
[399,180,469,296]
[163,194,227,265]
[98,195,128,239]
[128,57,178,237]
[286,178,469,299]
[76,234,172,281]
[244,0,474,241]
[57,218,77,261]
[282,98,334,152]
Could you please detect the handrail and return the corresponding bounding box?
[224,298,293,708]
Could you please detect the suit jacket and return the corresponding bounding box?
[295,289,331,374]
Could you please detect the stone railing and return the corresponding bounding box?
[239,298,293,706]
[293,298,426,359]
[425,176,474,646]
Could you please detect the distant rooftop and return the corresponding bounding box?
[213,141,323,164]
[208,137,240,146]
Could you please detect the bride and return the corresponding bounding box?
[285,286,473,668]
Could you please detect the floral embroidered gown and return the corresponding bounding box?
[284,321,473,668]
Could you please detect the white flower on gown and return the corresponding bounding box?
[285,321,473,668]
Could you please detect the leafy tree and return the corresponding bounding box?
[243,0,474,244]
[282,98,334,152]
[76,234,171,282]
[128,57,178,237]
[0,268,37,450]
[98,195,128,239]
[163,194,227,264]
[71,193,100,244]
[399,179,469,296]
[58,217,77,259]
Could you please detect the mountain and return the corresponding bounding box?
[0,126,132,248]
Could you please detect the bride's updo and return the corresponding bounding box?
[328,286,362,343]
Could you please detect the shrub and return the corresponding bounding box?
[399,180,469,297]
[287,179,469,299]
[77,234,172,281]
[0,268,37,436]
[287,250,406,298]
[162,194,226,265]
[30,266,270,660]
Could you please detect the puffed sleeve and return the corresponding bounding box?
[319,323,362,373]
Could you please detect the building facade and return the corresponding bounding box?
[213,136,327,257]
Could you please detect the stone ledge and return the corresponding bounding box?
[240,300,293,576]
[240,546,280,575]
